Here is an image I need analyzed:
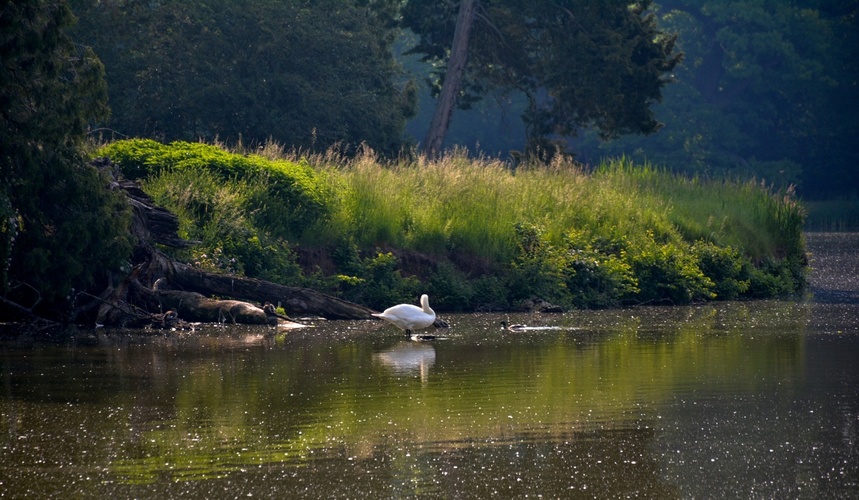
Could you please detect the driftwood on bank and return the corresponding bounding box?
[92,159,376,327]
[144,250,376,320]
[129,282,284,324]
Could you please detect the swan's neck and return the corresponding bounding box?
[420,296,434,315]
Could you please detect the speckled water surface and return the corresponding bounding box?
[1,234,857,498]
[807,232,859,304]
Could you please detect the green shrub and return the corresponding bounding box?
[508,223,570,305]
[227,234,302,284]
[745,257,806,298]
[629,238,716,305]
[692,242,750,300]
[563,230,638,308]
[97,138,166,180]
[469,274,511,311]
[338,251,420,311]
[427,262,474,312]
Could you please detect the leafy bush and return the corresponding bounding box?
[469,274,510,311]
[563,230,638,308]
[97,139,165,180]
[628,238,716,305]
[508,223,570,305]
[427,262,474,312]
[745,257,806,299]
[692,242,750,300]
[337,252,421,311]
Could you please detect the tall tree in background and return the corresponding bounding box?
[1,0,133,319]
[70,0,417,155]
[403,0,682,157]
[577,0,859,198]
[421,0,477,157]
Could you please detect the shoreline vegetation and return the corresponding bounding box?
[94,139,807,314]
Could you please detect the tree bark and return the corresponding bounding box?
[422,0,477,158]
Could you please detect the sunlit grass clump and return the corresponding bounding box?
[96,140,807,311]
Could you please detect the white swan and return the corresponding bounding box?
[373,294,436,336]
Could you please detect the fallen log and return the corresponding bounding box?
[130,282,280,324]
[146,250,376,320]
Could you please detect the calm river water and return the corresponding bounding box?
[1,233,857,498]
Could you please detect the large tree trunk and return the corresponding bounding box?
[422,0,477,157]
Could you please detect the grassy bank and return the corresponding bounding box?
[96,139,807,312]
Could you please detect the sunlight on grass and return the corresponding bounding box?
[96,139,808,309]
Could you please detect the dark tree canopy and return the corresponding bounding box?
[402,0,682,155]
[70,0,417,155]
[1,0,133,318]
[576,0,859,198]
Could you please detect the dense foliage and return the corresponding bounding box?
[99,140,806,312]
[1,0,133,319]
[415,1,858,200]
[70,0,417,155]
[68,0,854,198]
[98,139,334,283]
[578,0,859,199]
[402,0,683,155]
[1,1,818,322]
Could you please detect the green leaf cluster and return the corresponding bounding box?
[507,221,803,308]
[70,0,417,155]
[578,0,859,198]
[402,0,683,154]
[1,1,133,318]
[336,251,422,312]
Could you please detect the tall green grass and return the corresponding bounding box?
[318,150,805,261]
[317,151,669,260]
[594,158,806,261]
[96,140,807,310]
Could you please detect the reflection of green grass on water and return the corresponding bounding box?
[110,302,809,484]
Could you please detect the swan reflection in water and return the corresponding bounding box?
[373,341,436,382]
